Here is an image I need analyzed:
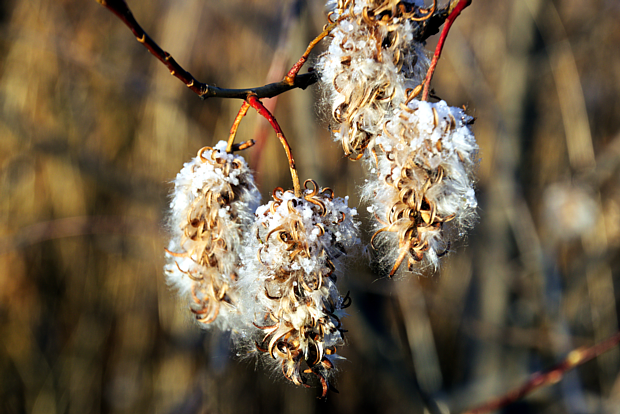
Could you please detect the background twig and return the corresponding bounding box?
[463,332,620,414]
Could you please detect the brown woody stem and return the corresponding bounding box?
[463,330,620,414]
[97,0,464,101]
[96,0,317,100]
[246,95,301,197]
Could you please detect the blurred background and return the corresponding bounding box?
[1,0,620,413]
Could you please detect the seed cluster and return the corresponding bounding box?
[165,141,260,330]
[240,181,359,395]
[165,144,360,395]
[366,100,478,274]
[319,0,431,159]
[163,0,479,397]
[318,0,479,276]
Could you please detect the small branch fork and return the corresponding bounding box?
[246,95,301,197]
[462,331,620,414]
[96,0,462,102]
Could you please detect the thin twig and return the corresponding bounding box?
[246,95,301,197]
[421,0,472,101]
[248,0,305,177]
[230,140,256,152]
[284,21,337,85]
[462,331,620,414]
[97,0,460,101]
[226,101,251,152]
[96,0,317,100]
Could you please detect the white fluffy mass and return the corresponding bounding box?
[165,141,261,330]
[317,0,479,276]
[236,183,360,389]
[318,0,430,158]
[365,99,479,273]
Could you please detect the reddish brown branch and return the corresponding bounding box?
[246,95,301,197]
[421,0,472,101]
[97,0,462,101]
[96,0,317,100]
[462,331,620,414]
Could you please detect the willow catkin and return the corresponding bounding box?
[318,0,479,276]
[364,100,479,275]
[165,141,261,330]
[237,180,359,395]
[318,0,430,159]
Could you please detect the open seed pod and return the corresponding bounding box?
[239,180,359,396]
[318,0,430,159]
[365,99,479,275]
[165,141,260,330]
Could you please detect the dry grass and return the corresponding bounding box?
[1,0,620,413]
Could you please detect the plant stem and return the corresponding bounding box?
[421,0,472,101]
[96,0,461,101]
[284,21,337,85]
[226,101,251,153]
[96,0,317,100]
[462,331,620,414]
[246,95,301,197]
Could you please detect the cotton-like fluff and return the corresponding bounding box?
[318,0,429,159]
[165,141,261,330]
[365,100,478,276]
[238,180,359,396]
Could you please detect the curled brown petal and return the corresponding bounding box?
[164,247,190,258]
[266,225,286,243]
[305,196,327,216]
[320,187,334,201]
[370,227,388,250]
[303,179,319,197]
[194,304,219,324]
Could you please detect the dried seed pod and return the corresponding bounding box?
[365,100,478,275]
[318,0,430,159]
[165,141,260,330]
[238,180,359,396]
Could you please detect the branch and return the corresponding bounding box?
[96,0,461,101]
[96,0,318,100]
[422,0,472,100]
[246,95,301,197]
[284,21,337,85]
[413,0,468,42]
[462,331,620,414]
[226,101,251,152]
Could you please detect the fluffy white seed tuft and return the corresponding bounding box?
[165,141,261,330]
[364,100,479,275]
[236,180,359,395]
[318,0,430,159]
